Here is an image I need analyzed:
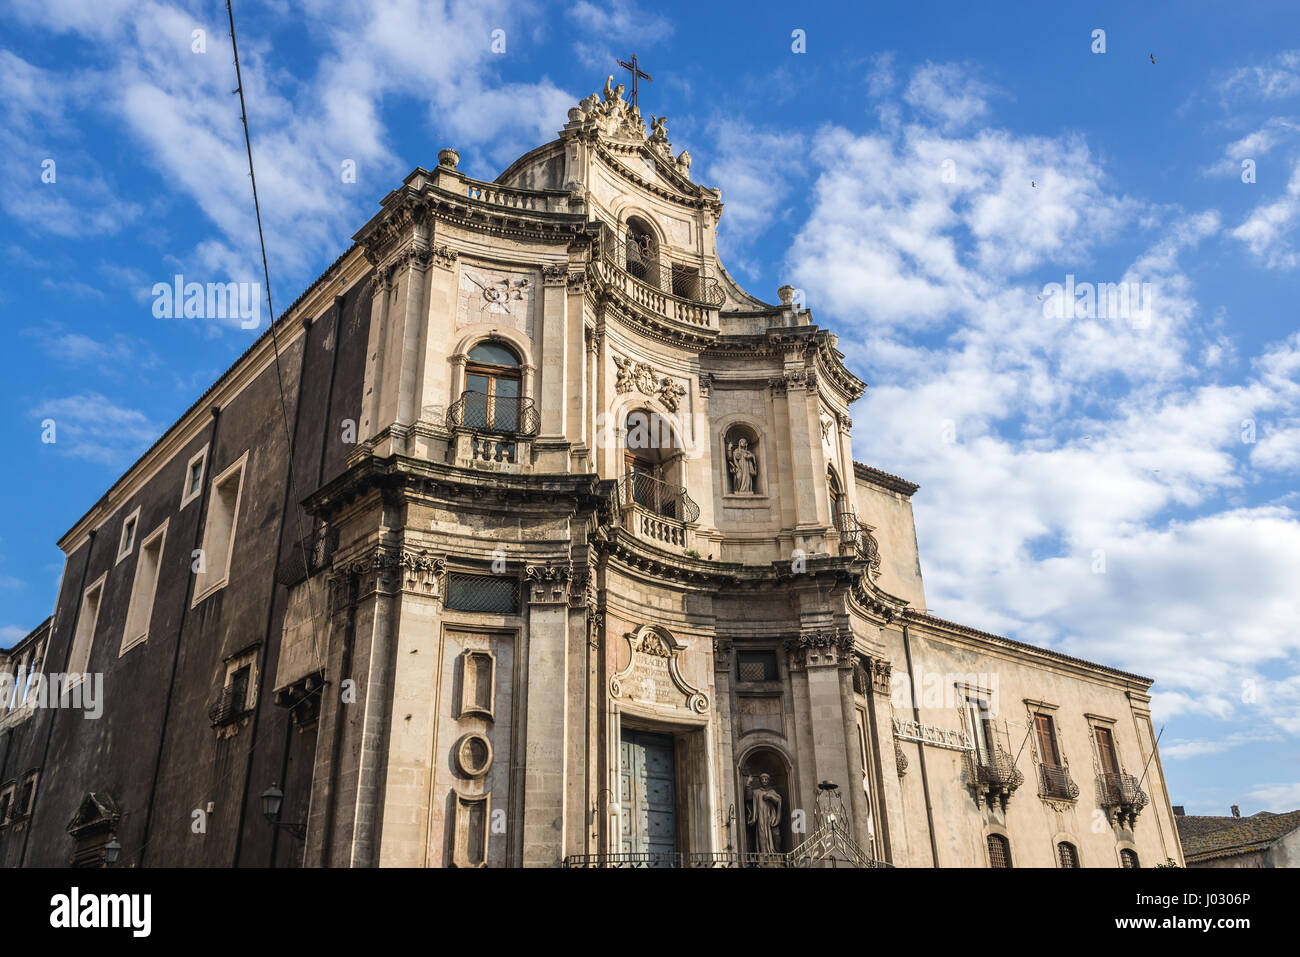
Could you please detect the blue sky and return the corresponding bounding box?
[2,0,1298,816]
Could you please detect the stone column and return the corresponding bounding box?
[866,646,911,865]
[376,551,445,866]
[784,631,856,837]
[521,562,571,866]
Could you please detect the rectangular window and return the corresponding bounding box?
[444,573,518,614]
[180,444,209,508]
[193,453,247,605]
[966,697,992,761]
[69,574,106,682]
[1094,726,1120,777]
[121,520,168,654]
[0,787,12,826]
[17,771,37,818]
[1034,713,1061,767]
[737,650,778,682]
[116,506,141,565]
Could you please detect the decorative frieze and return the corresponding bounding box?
[524,561,572,604]
[783,629,855,670]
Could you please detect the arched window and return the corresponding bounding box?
[624,409,683,517]
[1057,841,1080,868]
[625,217,660,287]
[987,833,1011,868]
[1119,848,1139,868]
[827,468,846,526]
[465,341,521,432]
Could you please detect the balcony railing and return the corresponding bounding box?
[446,391,540,436]
[209,685,251,727]
[618,473,700,524]
[604,237,727,307]
[964,747,1026,810]
[1096,771,1148,827]
[834,511,882,571]
[1037,763,1080,802]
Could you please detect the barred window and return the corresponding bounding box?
[445,573,519,614]
[737,651,778,682]
[1120,848,1139,868]
[987,833,1011,868]
[1057,841,1079,868]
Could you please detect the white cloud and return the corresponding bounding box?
[30,392,159,467]
[1219,50,1300,103]
[903,62,996,131]
[1230,159,1300,269]
[787,60,1300,746]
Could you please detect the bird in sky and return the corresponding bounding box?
[1150,53,1157,64]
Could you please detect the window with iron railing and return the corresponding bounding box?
[1057,841,1080,868]
[987,833,1011,868]
[445,573,519,614]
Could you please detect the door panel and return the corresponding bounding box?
[619,729,677,862]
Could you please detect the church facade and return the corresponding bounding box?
[0,79,1184,868]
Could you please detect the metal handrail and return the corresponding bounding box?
[446,390,540,436]
[603,237,726,307]
[618,473,700,524]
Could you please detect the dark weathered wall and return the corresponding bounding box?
[2,275,371,867]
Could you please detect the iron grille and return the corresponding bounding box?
[561,851,889,869]
[1120,848,1140,868]
[737,651,778,682]
[446,391,540,436]
[987,834,1011,868]
[1057,842,1080,868]
[1097,772,1149,811]
[445,573,519,614]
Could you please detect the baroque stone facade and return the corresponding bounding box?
[0,78,1183,869]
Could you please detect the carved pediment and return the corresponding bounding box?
[610,625,708,714]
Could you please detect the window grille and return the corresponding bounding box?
[1057,841,1079,868]
[987,834,1011,868]
[1120,848,1140,868]
[737,651,778,682]
[445,573,519,614]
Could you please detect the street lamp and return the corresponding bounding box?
[260,783,305,840]
[104,838,121,866]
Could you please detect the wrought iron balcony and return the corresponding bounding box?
[604,237,726,307]
[1037,763,1080,802]
[964,747,1026,811]
[834,511,882,571]
[617,473,700,524]
[1096,771,1148,827]
[446,391,540,436]
[208,685,251,727]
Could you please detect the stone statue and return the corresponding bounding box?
[727,437,758,494]
[649,114,670,149]
[613,355,635,394]
[747,773,782,855]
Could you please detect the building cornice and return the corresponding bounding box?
[853,462,920,497]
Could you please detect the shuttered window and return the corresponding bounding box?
[1094,726,1120,776]
[1034,713,1061,767]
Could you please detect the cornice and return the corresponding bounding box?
[904,610,1154,687]
[852,462,920,497]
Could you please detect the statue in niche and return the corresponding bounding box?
[747,773,783,855]
[727,436,758,494]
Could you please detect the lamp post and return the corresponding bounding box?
[260,783,306,841]
[104,838,121,866]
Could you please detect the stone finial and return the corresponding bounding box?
[778,285,795,306]
[437,148,460,169]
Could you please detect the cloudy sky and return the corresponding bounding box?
[2,0,1297,816]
